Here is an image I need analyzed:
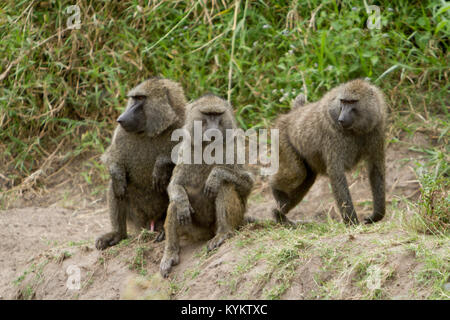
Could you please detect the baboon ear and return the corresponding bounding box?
[145,88,179,137]
[292,93,306,109]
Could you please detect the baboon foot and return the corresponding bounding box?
[363,213,384,224]
[95,231,126,250]
[154,230,165,242]
[243,216,260,224]
[343,216,360,226]
[207,232,232,252]
[272,208,297,227]
[160,251,179,278]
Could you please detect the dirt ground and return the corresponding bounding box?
[0,132,445,299]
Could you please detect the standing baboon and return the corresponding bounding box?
[270,79,387,225]
[160,94,254,277]
[95,78,187,250]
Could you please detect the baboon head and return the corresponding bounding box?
[117,78,186,136]
[328,79,383,134]
[185,94,236,142]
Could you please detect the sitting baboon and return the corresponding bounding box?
[95,78,187,250]
[160,94,254,277]
[270,79,387,225]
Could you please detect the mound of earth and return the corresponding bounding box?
[1,133,447,300]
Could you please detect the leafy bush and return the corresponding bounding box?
[0,0,448,182]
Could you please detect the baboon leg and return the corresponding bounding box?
[204,166,254,199]
[154,219,166,242]
[160,203,180,277]
[152,155,175,193]
[272,172,316,226]
[95,184,128,250]
[328,171,359,225]
[364,157,386,224]
[207,185,244,252]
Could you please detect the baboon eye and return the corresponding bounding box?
[341,99,358,104]
[133,95,146,101]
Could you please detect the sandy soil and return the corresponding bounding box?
[0,133,437,300]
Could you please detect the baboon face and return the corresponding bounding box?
[333,98,359,129]
[117,79,178,136]
[187,95,235,141]
[328,83,380,134]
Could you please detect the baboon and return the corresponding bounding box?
[270,79,387,225]
[95,78,187,250]
[160,94,254,277]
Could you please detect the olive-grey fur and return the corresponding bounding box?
[160,95,254,277]
[95,78,187,250]
[270,79,387,225]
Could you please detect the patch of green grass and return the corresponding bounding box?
[13,270,30,286]
[407,152,449,236]
[204,213,448,299]
[67,240,89,247]
[0,0,448,186]
[409,242,450,299]
[117,238,131,247]
[129,246,148,275]
[20,285,36,300]
[14,259,50,299]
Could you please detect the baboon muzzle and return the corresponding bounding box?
[117,101,145,133]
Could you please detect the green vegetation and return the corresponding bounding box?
[0,0,448,300]
[0,0,448,180]
[184,220,449,299]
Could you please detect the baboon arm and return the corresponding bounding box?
[167,179,194,225]
[167,179,188,203]
[152,155,175,192]
[365,156,386,223]
[327,168,359,225]
[109,163,127,198]
[204,167,254,199]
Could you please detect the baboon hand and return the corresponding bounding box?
[152,171,170,193]
[175,200,194,226]
[112,180,126,199]
[204,175,220,198]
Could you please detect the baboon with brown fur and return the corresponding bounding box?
[270,79,387,225]
[95,78,187,250]
[160,94,254,277]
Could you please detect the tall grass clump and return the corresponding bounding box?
[408,159,449,236]
[0,0,448,187]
